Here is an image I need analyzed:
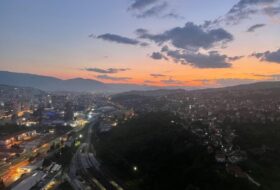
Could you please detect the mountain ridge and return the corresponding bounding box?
[0,71,158,93]
[1,70,280,93]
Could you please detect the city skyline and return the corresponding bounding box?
[1,0,280,87]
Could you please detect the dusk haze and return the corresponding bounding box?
[1,1,280,190]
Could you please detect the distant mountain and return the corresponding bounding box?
[1,70,280,93]
[0,71,159,93]
[225,81,280,90]
[114,89,187,97]
[192,81,280,94]
[112,81,280,99]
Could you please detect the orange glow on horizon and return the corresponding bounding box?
[12,56,280,87]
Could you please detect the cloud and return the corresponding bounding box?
[222,0,279,24]
[252,73,280,80]
[135,28,149,36]
[150,52,168,60]
[181,52,232,68]
[247,24,266,32]
[252,48,280,63]
[161,77,184,85]
[139,42,150,46]
[96,75,131,81]
[161,45,169,52]
[136,2,168,18]
[128,0,183,19]
[263,6,280,16]
[229,0,277,14]
[163,12,185,19]
[164,49,232,68]
[144,80,157,83]
[215,78,257,87]
[129,0,159,10]
[136,23,238,69]
[93,33,148,46]
[137,22,233,50]
[128,0,170,18]
[85,68,130,74]
[228,55,244,61]
[192,79,212,85]
[150,73,167,78]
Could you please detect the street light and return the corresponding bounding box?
[79,134,83,139]
[133,166,138,172]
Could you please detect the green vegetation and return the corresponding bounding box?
[95,112,256,190]
[56,181,74,190]
[232,122,280,190]
[42,146,74,170]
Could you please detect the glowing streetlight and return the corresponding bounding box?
[133,166,138,172]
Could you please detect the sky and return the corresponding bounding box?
[0,0,280,87]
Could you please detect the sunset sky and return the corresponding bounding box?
[1,0,280,87]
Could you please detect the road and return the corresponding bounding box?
[69,115,124,190]
[1,160,29,186]
[0,131,73,187]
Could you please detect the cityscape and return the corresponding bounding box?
[1,0,280,190]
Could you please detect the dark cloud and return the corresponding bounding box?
[85,68,130,74]
[252,73,280,80]
[247,24,266,32]
[229,0,277,14]
[139,42,150,47]
[163,12,185,19]
[137,22,233,50]
[192,79,212,85]
[97,34,138,45]
[96,75,131,81]
[161,45,169,52]
[93,33,148,46]
[136,2,168,18]
[252,48,280,63]
[128,0,169,18]
[181,52,232,68]
[150,73,167,78]
[161,77,184,85]
[128,0,183,19]
[223,0,278,24]
[135,28,148,33]
[144,80,157,83]
[129,0,159,10]
[151,52,163,59]
[88,34,95,38]
[150,52,168,60]
[228,55,244,61]
[164,49,232,68]
[251,73,268,77]
[136,23,236,69]
[139,22,240,69]
[263,6,280,15]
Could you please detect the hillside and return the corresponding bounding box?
[0,71,156,93]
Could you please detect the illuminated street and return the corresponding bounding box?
[1,160,29,186]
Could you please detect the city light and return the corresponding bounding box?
[133,166,138,172]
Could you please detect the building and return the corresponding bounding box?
[0,130,37,148]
